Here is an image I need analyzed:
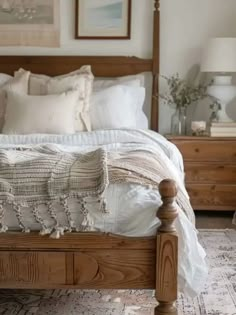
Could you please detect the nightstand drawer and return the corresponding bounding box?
[187,184,236,210]
[175,140,236,162]
[185,163,236,183]
[167,136,236,211]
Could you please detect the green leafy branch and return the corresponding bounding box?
[159,73,220,110]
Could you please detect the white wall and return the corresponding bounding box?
[1,0,236,133]
[0,1,153,57]
[160,0,236,134]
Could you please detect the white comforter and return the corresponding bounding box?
[0,129,207,297]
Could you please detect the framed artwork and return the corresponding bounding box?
[0,0,60,47]
[75,0,131,40]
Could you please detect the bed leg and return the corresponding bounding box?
[155,179,178,315]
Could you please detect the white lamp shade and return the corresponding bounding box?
[201,38,236,72]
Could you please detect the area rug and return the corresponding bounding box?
[0,229,235,315]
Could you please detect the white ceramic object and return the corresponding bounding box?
[207,76,236,122]
[191,121,206,134]
[201,38,236,122]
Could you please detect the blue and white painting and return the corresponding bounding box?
[78,0,129,37]
[85,0,123,29]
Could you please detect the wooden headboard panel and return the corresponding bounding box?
[0,1,160,131]
[0,56,152,77]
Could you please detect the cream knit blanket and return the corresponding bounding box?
[108,150,193,223]
[0,146,109,236]
[0,145,193,237]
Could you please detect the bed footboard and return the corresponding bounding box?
[0,179,179,315]
[155,179,178,315]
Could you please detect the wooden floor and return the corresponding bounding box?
[195,211,235,229]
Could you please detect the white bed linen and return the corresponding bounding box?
[90,85,146,130]
[0,129,207,297]
[93,75,149,129]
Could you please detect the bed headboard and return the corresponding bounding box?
[0,0,160,131]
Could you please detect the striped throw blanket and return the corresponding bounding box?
[0,144,193,237]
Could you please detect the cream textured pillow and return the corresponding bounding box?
[15,66,94,132]
[0,71,29,131]
[47,74,92,131]
[3,90,79,135]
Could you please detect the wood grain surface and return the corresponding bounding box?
[0,252,66,287]
[155,179,178,315]
[74,250,155,289]
[167,136,236,212]
[0,233,156,250]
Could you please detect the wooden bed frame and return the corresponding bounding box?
[0,1,180,314]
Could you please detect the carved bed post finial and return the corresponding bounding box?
[155,179,178,315]
[157,179,178,233]
[154,0,160,12]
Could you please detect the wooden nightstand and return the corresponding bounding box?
[166,136,236,211]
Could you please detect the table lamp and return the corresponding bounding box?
[201,37,236,122]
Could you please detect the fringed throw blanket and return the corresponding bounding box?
[0,144,193,237]
[0,146,109,237]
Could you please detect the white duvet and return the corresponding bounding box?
[0,129,207,297]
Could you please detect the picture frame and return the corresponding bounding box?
[75,0,131,40]
[0,0,60,47]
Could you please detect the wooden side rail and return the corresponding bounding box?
[155,179,178,315]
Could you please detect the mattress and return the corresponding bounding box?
[0,129,208,297]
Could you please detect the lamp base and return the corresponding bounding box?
[208,75,236,123]
[218,102,234,122]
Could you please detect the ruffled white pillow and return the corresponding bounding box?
[3,90,79,135]
[15,66,94,132]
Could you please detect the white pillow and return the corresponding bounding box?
[94,74,145,90]
[94,75,148,129]
[0,73,13,86]
[15,66,94,132]
[136,110,149,129]
[90,85,145,130]
[3,90,79,135]
[94,78,141,91]
[0,71,29,131]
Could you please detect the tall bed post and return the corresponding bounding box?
[151,0,160,132]
[155,180,178,315]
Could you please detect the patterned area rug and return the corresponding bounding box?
[0,229,235,315]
